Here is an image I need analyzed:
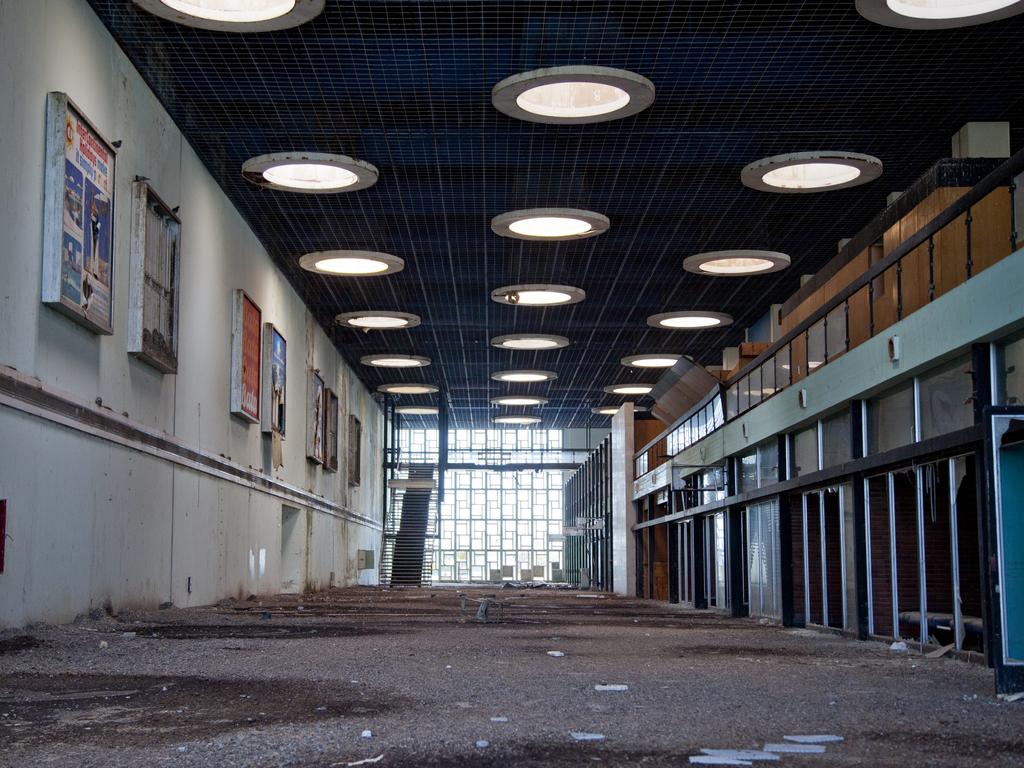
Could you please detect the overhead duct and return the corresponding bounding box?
[649,356,721,425]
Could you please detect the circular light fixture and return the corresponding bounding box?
[492,66,655,124]
[683,250,791,276]
[490,284,585,307]
[493,415,542,425]
[490,333,570,351]
[298,251,404,277]
[741,152,882,194]
[490,395,549,407]
[621,354,682,369]
[336,311,421,330]
[592,405,649,416]
[131,0,324,30]
[242,152,378,194]
[604,384,654,396]
[378,383,439,395]
[491,209,610,241]
[856,0,1024,27]
[361,354,431,369]
[647,311,734,330]
[491,369,557,383]
[395,405,439,416]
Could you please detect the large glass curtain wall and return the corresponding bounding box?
[397,429,566,584]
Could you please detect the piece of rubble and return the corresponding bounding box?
[594,684,628,692]
[783,735,844,744]
[764,743,827,754]
[570,732,606,741]
[701,748,779,761]
[547,651,565,657]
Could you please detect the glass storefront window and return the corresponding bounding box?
[791,424,819,477]
[821,409,852,468]
[868,380,915,454]
[919,355,973,440]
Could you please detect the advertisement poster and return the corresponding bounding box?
[230,290,261,423]
[261,324,286,436]
[307,371,325,464]
[43,93,115,333]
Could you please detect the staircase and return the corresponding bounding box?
[380,464,437,586]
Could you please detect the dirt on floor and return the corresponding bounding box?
[1,587,1022,767]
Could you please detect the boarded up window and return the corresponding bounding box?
[128,181,180,373]
[347,415,362,487]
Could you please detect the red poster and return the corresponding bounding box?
[241,295,261,421]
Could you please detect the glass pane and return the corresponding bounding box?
[807,319,826,373]
[775,345,792,391]
[868,381,915,454]
[748,366,762,408]
[727,384,739,420]
[1001,330,1024,405]
[738,451,758,493]
[791,425,818,477]
[919,355,973,440]
[826,304,847,362]
[757,441,779,486]
[821,410,852,469]
[761,359,776,399]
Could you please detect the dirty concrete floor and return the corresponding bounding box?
[1,587,1022,767]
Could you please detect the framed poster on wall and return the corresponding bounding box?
[230,290,261,423]
[42,92,117,334]
[128,181,181,372]
[307,370,325,464]
[261,324,286,435]
[324,388,339,472]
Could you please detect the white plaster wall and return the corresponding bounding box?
[610,404,635,595]
[0,0,383,627]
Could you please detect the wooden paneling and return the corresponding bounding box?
[780,250,870,337]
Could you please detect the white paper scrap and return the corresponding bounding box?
[701,749,780,761]
[570,732,606,741]
[688,757,753,766]
[594,684,628,692]
[783,735,844,744]
[764,743,826,754]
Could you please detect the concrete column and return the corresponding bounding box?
[610,403,635,595]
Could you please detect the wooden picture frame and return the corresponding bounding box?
[42,92,117,334]
[127,180,181,373]
[347,414,362,486]
[324,388,339,472]
[230,290,261,423]
[261,324,286,435]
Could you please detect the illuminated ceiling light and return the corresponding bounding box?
[492,66,655,124]
[361,354,431,369]
[741,152,882,194]
[621,354,682,369]
[491,209,609,241]
[856,0,1024,27]
[491,369,557,383]
[377,383,438,395]
[490,284,585,307]
[592,405,649,416]
[132,0,324,30]
[336,311,421,330]
[647,311,734,330]
[490,334,570,351]
[242,152,378,194]
[395,405,439,416]
[493,415,542,425]
[490,395,549,407]
[683,250,791,276]
[298,250,404,277]
[604,384,654,396]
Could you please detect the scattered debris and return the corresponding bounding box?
[0,636,41,655]
[700,748,779,761]
[159,602,174,610]
[98,641,109,649]
[783,735,844,744]
[360,730,373,739]
[889,641,908,653]
[689,757,752,766]
[998,692,1024,703]
[574,594,606,600]
[475,740,490,748]
[594,684,628,692]
[570,732,606,741]
[763,743,827,754]
[547,651,566,657]
[926,644,955,659]
[490,717,509,723]
[337,755,384,767]
[122,632,137,639]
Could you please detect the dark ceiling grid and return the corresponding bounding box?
[87,0,1024,427]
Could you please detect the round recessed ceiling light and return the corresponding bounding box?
[592,405,649,416]
[604,384,654,396]
[395,405,439,416]
[490,284,586,307]
[378,383,439,395]
[131,0,324,30]
[336,311,421,330]
[490,333,570,351]
[298,251,404,277]
[741,152,882,193]
[621,354,682,369]
[491,395,549,407]
[242,152,377,194]
[648,311,734,330]
[856,0,1024,27]
[683,250,791,276]
[492,65,655,124]
[361,354,431,369]
[491,209,610,241]
[491,369,557,383]
[493,415,542,425]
